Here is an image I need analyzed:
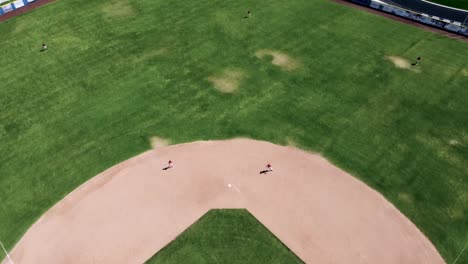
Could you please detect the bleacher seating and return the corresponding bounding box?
[382,0,468,25]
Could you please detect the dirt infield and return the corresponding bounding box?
[0,0,56,23]
[2,139,444,264]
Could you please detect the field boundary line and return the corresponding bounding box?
[452,239,468,264]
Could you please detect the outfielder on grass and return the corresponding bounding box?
[411,57,421,66]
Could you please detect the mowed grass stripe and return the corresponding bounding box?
[0,0,467,263]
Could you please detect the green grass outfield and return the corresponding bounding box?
[0,0,467,262]
[145,209,303,263]
[429,0,468,10]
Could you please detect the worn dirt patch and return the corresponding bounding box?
[462,68,468,77]
[386,56,411,69]
[285,137,299,148]
[447,207,464,220]
[14,19,30,33]
[150,137,170,149]
[102,0,136,17]
[398,192,413,204]
[385,56,421,73]
[207,69,245,93]
[255,49,300,71]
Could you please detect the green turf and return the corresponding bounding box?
[427,0,468,10]
[0,0,467,262]
[145,209,304,264]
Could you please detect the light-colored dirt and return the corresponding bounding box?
[2,139,444,264]
[386,55,411,69]
[207,69,245,93]
[255,49,300,71]
[149,136,170,150]
[385,55,421,73]
[449,139,460,146]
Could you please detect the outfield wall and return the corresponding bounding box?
[0,0,36,16]
[348,0,468,37]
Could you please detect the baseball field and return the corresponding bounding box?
[0,0,467,263]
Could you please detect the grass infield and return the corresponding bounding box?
[0,0,467,262]
[145,209,303,264]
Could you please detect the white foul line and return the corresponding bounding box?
[453,239,468,264]
[0,240,14,264]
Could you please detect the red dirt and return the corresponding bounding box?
[2,139,445,264]
[0,0,56,23]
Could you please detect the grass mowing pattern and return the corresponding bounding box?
[145,209,304,264]
[0,0,467,262]
[427,0,468,10]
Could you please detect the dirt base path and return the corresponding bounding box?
[2,139,444,264]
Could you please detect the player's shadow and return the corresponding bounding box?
[259,170,269,174]
[162,166,171,171]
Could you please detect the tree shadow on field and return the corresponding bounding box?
[259,170,270,174]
